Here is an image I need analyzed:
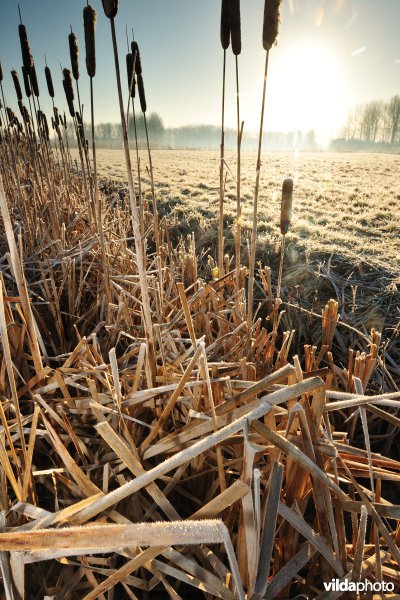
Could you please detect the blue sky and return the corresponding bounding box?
[0,0,399,136]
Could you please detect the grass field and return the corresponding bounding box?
[93,148,400,273]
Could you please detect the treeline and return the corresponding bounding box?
[64,112,318,151]
[332,96,400,151]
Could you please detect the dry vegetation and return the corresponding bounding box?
[0,1,399,599]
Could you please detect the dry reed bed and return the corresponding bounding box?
[0,1,399,599]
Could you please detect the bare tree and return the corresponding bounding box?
[361,101,383,142]
[388,95,400,145]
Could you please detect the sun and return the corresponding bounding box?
[268,40,346,139]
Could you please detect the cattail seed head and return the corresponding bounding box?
[18,24,34,72]
[0,62,3,83]
[22,104,30,124]
[131,41,142,75]
[84,5,97,78]
[280,177,293,235]
[63,68,75,117]
[69,33,80,81]
[45,66,55,98]
[126,53,136,98]
[63,68,74,102]
[29,64,40,97]
[230,0,241,56]
[22,66,31,98]
[263,0,282,51]
[220,0,231,50]
[11,70,23,101]
[101,0,119,19]
[53,106,60,126]
[137,73,147,113]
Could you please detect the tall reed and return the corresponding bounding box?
[84,3,110,302]
[247,0,282,327]
[230,0,243,315]
[134,43,161,254]
[101,0,157,385]
[218,0,230,275]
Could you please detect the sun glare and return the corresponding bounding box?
[269,40,346,138]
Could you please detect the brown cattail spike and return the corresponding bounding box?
[63,68,74,102]
[230,0,241,56]
[137,73,146,113]
[101,0,119,19]
[11,70,23,101]
[29,64,40,97]
[0,62,3,83]
[126,53,136,98]
[22,66,31,98]
[69,33,80,81]
[280,177,293,235]
[84,5,97,78]
[18,24,34,72]
[63,68,75,117]
[263,0,282,51]
[45,66,55,98]
[131,42,142,75]
[221,0,231,50]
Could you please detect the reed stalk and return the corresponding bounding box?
[247,0,282,327]
[103,3,157,385]
[218,0,230,276]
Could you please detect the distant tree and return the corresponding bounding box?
[388,95,400,145]
[361,101,383,142]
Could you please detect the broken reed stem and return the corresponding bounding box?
[109,16,157,387]
[218,48,226,276]
[247,50,270,327]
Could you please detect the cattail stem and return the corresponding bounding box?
[276,234,285,299]
[234,55,243,316]
[109,16,156,387]
[218,49,226,276]
[90,76,110,304]
[247,51,270,327]
[144,113,160,256]
[131,100,144,238]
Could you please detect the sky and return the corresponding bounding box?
[0,0,399,141]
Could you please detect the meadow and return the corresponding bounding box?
[94,148,400,273]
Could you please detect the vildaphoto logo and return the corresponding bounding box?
[323,579,395,593]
